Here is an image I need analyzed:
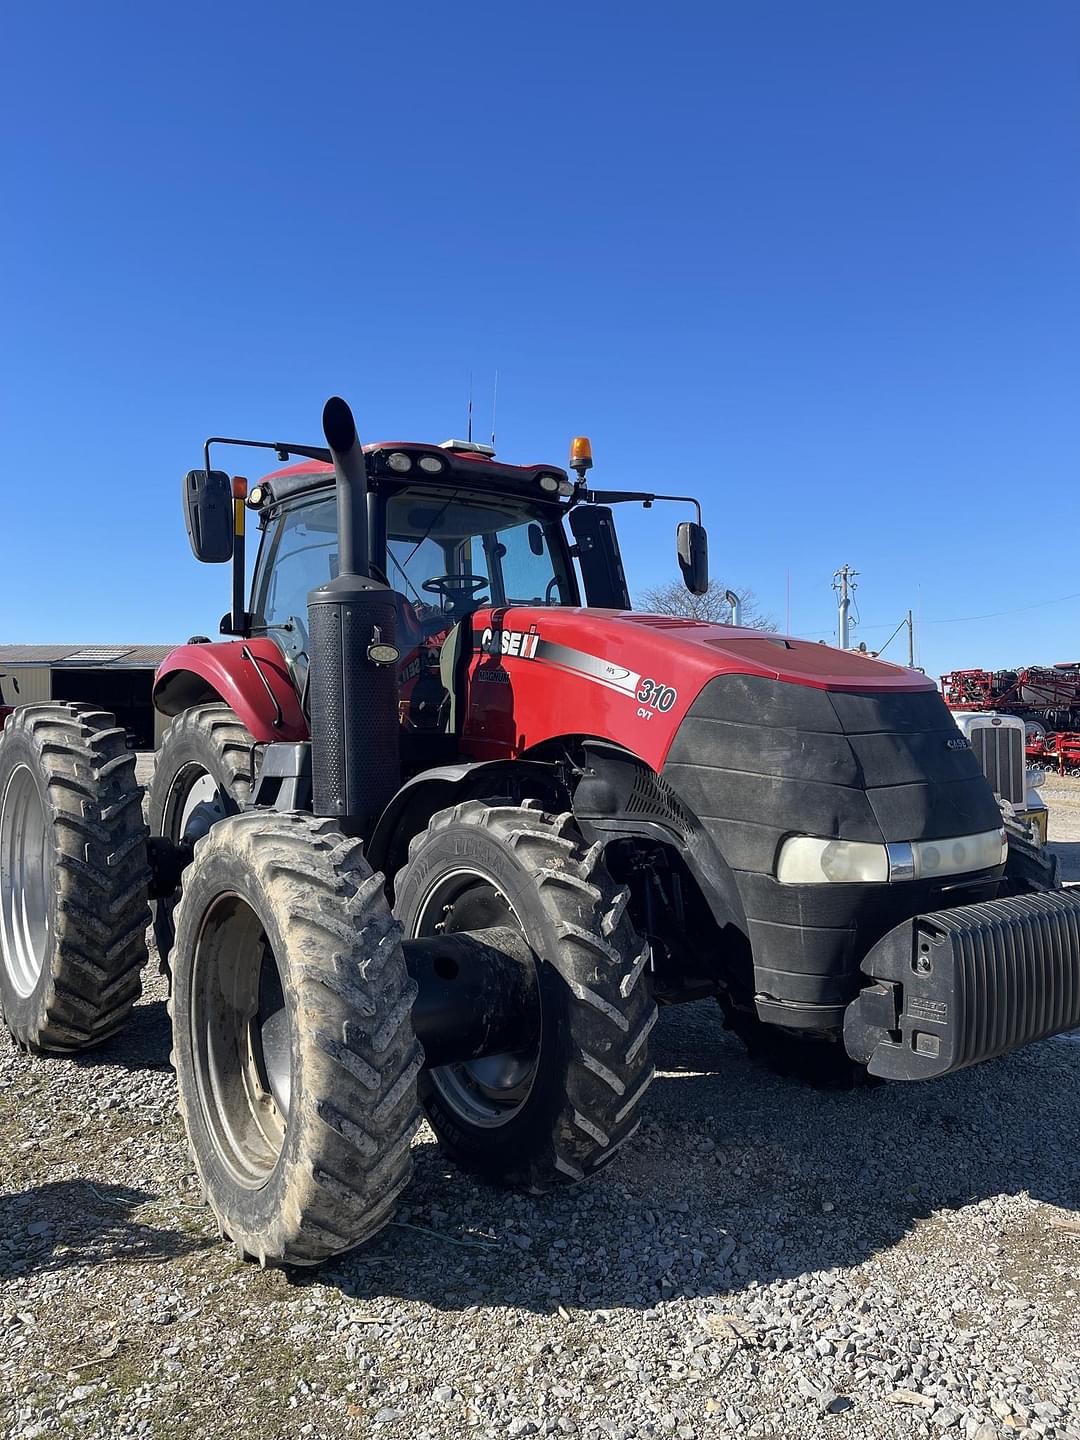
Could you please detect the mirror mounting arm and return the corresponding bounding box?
[581,488,703,526]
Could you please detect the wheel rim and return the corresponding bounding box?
[189,893,292,1187]
[157,764,227,944]
[164,763,227,847]
[0,764,51,999]
[415,867,541,1129]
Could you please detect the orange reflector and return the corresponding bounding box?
[232,475,248,500]
[569,436,593,471]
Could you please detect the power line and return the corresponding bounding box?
[920,589,1080,625]
[874,615,909,658]
[802,587,1080,639]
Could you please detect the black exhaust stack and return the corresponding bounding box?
[307,397,400,835]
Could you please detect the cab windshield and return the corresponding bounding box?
[251,485,576,638]
[385,485,575,619]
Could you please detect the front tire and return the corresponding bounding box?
[998,818,1059,896]
[0,705,149,1051]
[717,999,869,1088]
[170,810,421,1266]
[394,800,656,1190]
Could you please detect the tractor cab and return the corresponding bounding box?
[247,442,589,734]
[256,461,574,734]
[173,427,709,769]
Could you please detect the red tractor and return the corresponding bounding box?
[3,396,1080,1268]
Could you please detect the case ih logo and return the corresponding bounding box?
[946,736,972,750]
[479,627,540,660]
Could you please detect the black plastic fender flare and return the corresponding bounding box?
[366,759,566,890]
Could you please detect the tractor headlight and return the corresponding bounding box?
[776,837,889,885]
[908,828,1007,880]
[776,827,1007,885]
[387,452,413,473]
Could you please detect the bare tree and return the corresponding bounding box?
[637,580,777,630]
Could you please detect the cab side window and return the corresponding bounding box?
[252,498,337,632]
[491,520,571,606]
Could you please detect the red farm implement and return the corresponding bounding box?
[941,664,1080,742]
[1027,730,1080,777]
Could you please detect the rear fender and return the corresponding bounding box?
[153,641,308,743]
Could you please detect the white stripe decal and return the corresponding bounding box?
[531,639,641,696]
[532,658,643,699]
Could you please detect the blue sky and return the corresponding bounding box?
[1,1,1077,680]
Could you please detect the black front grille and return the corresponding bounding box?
[662,674,1005,1020]
[969,724,1025,806]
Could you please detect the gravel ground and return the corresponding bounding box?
[2,782,1079,1440]
[1043,777,1080,883]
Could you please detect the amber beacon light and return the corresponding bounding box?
[569,435,593,480]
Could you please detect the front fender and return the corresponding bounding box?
[154,640,308,743]
[367,759,566,886]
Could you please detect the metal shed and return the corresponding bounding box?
[0,645,174,748]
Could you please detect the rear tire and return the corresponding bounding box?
[170,810,421,1266]
[0,704,149,1051]
[394,800,656,1190]
[148,703,255,967]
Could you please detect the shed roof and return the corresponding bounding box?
[0,645,174,669]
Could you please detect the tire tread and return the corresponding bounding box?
[0,704,149,1052]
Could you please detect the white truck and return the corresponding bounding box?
[950,708,1049,846]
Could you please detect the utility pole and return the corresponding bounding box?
[832,565,858,649]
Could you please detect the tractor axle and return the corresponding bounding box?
[404,926,539,1069]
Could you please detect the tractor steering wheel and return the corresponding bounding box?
[422,574,489,603]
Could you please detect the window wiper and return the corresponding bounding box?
[387,549,425,606]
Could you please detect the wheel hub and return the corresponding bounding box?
[175,770,226,844]
[413,869,541,1129]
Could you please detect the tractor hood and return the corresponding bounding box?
[461,605,934,774]
[607,611,933,694]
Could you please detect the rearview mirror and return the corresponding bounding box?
[677,521,709,596]
[183,469,234,563]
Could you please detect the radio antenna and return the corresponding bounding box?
[467,373,473,444]
[491,370,498,450]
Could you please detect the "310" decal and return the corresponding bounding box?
[636,678,678,711]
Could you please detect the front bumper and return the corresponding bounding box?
[844,890,1080,1079]
[1014,805,1049,847]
